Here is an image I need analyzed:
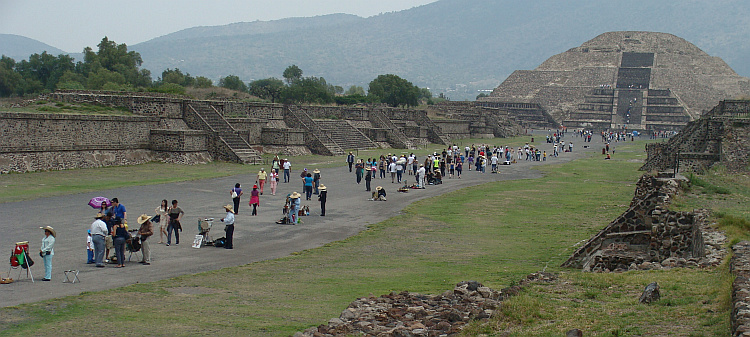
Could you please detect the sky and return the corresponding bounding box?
[1,0,439,53]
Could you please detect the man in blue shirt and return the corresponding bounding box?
[110,198,127,225]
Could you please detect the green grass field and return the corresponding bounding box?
[0,139,744,336]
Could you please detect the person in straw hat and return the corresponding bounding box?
[136,214,154,265]
[39,226,56,281]
[288,192,301,224]
[220,204,235,249]
[317,184,327,216]
[372,186,387,201]
[312,169,321,195]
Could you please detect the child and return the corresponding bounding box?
[86,230,95,264]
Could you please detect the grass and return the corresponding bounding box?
[0,138,738,336]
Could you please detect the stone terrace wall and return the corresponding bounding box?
[0,112,213,173]
[641,100,750,173]
[562,174,706,271]
[47,91,183,118]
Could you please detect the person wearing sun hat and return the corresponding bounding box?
[220,204,235,249]
[136,214,154,265]
[288,192,301,224]
[317,185,327,216]
[39,226,56,281]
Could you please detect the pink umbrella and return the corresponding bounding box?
[88,196,111,209]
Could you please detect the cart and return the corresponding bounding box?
[197,218,214,247]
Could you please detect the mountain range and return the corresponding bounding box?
[2,0,750,100]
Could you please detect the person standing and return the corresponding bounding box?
[110,198,127,226]
[220,204,235,249]
[364,167,372,191]
[271,155,280,174]
[111,218,128,268]
[90,213,108,267]
[312,169,321,195]
[346,152,355,172]
[418,164,427,188]
[389,160,397,183]
[257,168,267,195]
[318,184,327,216]
[231,183,243,215]
[39,226,56,281]
[136,214,153,265]
[269,169,279,196]
[283,159,291,183]
[249,184,260,216]
[355,160,364,184]
[86,230,94,264]
[288,192,301,224]
[167,200,184,246]
[155,199,169,244]
[304,173,314,200]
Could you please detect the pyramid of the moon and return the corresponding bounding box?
[482,31,750,131]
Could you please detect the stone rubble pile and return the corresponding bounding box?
[731,241,750,336]
[295,274,556,337]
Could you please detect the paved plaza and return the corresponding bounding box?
[0,138,595,307]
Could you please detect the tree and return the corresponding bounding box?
[282,65,302,85]
[194,76,213,88]
[248,77,285,103]
[368,74,421,107]
[79,37,151,89]
[345,85,366,96]
[218,75,248,92]
[282,76,334,104]
[161,68,195,87]
[476,93,489,100]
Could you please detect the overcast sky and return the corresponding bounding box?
[1,0,439,53]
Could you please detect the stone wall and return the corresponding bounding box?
[260,128,306,146]
[47,91,183,118]
[641,100,750,173]
[149,129,209,152]
[432,120,471,139]
[562,174,708,272]
[731,241,750,336]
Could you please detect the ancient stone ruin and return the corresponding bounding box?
[294,274,556,337]
[641,99,750,173]
[483,31,750,131]
[562,174,725,272]
[0,90,524,173]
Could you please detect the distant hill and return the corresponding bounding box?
[3,0,750,100]
[0,34,67,60]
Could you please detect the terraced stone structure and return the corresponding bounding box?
[641,100,750,174]
[0,91,473,173]
[483,31,750,132]
[562,174,708,272]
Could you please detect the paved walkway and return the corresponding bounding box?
[0,136,598,307]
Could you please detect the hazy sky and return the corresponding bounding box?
[1,0,439,53]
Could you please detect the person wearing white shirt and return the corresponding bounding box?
[90,213,108,267]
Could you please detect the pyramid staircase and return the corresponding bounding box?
[369,109,417,149]
[314,120,377,150]
[284,106,345,156]
[185,102,262,164]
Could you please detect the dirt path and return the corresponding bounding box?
[0,136,599,307]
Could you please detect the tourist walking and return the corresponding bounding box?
[257,168,267,195]
[39,226,55,281]
[318,184,327,216]
[221,204,235,249]
[269,169,279,196]
[304,173,314,200]
[155,199,169,244]
[355,160,364,184]
[230,183,243,215]
[283,159,291,183]
[249,184,260,216]
[312,169,321,194]
[347,152,355,172]
[166,200,184,246]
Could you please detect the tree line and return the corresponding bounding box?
[1,37,433,107]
